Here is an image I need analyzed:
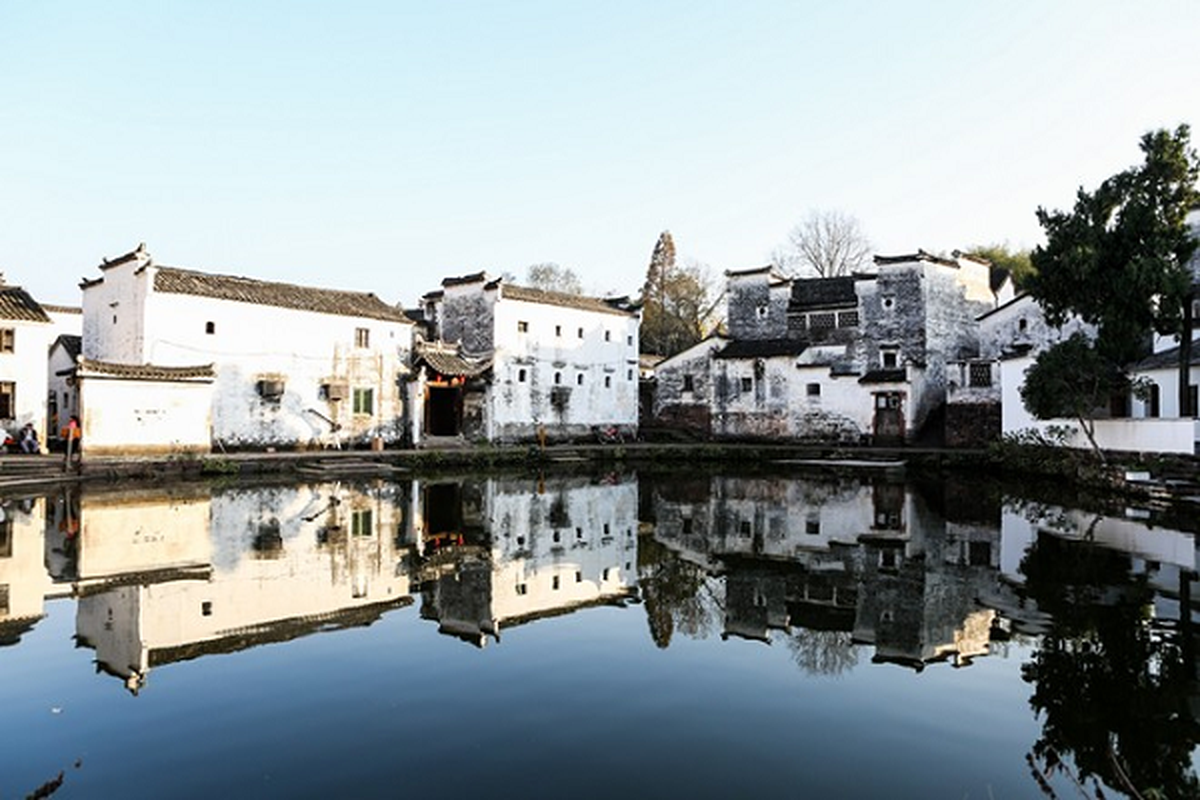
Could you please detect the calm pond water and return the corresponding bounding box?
[0,469,1197,799]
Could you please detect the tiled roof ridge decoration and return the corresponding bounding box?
[0,285,52,323]
[100,242,151,270]
[874,249,960,268]
[725,264,779,278]
[76,358,216,381]
[151,266,412,323]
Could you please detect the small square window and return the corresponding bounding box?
[882,350,898,369]
[806,382,821,396]
[205,321,216,335]
[741,377,753,392]
[575,571,583,583]
[516,583,527,595]
[201,601,213,616]
[518,368,527,382]
[576,373,584,386]
[683,374,695,392]
[518,321,529,333]
[554,372,562,385]
[0,329,13,352]
[355,328,370,348]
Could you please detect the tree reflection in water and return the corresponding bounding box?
[638,533,721,648]
[1019,532,1200,798]
[786,628,858,677]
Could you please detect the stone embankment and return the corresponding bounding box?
[0,442,1196,510]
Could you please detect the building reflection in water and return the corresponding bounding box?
[0,495,52,647]
[646,474,1010,671]
[6,474,641,691]
[56,482,415,694]
[415,474,640,646]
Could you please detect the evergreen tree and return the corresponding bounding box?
[1025,125,1200,424]
[639,231,710,357]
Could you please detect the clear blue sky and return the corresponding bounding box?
[2,1,1198,306]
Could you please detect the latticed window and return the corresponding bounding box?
[354,327,370,348]
[0,328,13,353]
[969,362,992,387]
[810,313,836,331]
[837,311,859,328]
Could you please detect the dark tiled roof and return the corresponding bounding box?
[0,286,51,323]
[874,249,957,268]
[725,265,776,278]
[77,358,215,382]
[416,344,492,378]
[54,334,82,359]
[1134,338,1200,371]
[714,338,808,359]
[42,304,82,315]
[789,276,861,310]
[858,369,908,384]
[153,267,412,323]
[442,271,488,287]
[100,243,148,270]
[500,285,639,317]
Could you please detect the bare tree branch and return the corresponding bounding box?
[773,210,872,278]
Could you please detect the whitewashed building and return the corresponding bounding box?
[416,273,640,442]
[79,244,416,452]
[654,251,998,443]
[0,283,61,450]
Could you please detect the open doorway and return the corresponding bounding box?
[426,384,462,436]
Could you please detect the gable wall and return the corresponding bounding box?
[488,297,639,441]
[140,291,413,448]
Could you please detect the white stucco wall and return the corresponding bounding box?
[78,377,214,456]
[1130,363,1198,420]
[0,319,55,448]
[83,259,415,449]
[1001,354,1198,454]
[475,292,639,441]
